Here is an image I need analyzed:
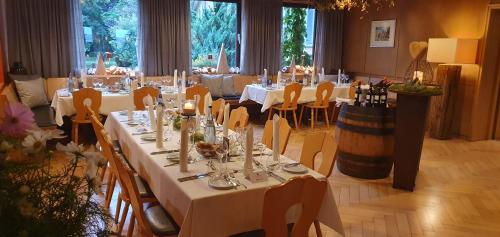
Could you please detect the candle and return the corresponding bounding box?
[173,69,178,88]
[181,71,186,92]
[183,100,195,115]
[338,68,342,85]
[264,69,268,79]
[413,71,424,83]
[140,72,145,87]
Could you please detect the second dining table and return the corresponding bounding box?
[104,111,344,237]
[239,83,352,112]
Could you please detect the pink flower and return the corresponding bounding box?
[0,102,35,136]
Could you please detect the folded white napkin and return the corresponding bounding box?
[272,114,280,161]
[173,69,178,88]
[244,126,254,177]
[223,103,230,137]
[181,71,186,92]
[140,72,145,87]
[80,69,87,88]
[310,68,316,87]
[127,91,134,120]
[146,95,156,131]
[218,101,225,125]
[292,68,296,82]
[156,104,164,149]
[204,94,210,115]
[194,95,200,115]
[179,119,188,172]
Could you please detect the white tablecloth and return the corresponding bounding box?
[239,84,351,112]
[104,112,344,237]
[50,88,207,126]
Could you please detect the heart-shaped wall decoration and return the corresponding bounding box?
[409,41,428,59]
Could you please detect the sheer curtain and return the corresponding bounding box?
[313,10,344,74]
[138,0,192,76]
[240,0,282,75]
[5,0,72,77]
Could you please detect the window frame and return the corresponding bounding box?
[281,2,317,67]
[191,0,242,68]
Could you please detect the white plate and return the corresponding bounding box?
[208,178,237,190]
[283,164,308,174]
[119,110,128,115]
[141,134,157,141]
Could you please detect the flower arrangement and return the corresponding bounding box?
[388,78,442,96]
[0,102,111,236]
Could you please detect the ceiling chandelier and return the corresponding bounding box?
[313,0,396,12]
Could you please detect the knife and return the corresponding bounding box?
[151,150,180,155]
[268,172,287,183]
[132,131,155,135]
[178,172,214,182]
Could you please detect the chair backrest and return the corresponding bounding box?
[262,176,327,237]
[133,87,159,110]
[261,118,292,155]
[87,106,105,150]
[104,133,155,236]
[72,88,102,121]
[211,98,225,125]
[281,83,302,109]
[228,106,249,130]
[299,132,337,177]
[314,81,334,107]
[186,85,209,115]
[349,81,360,99]
[0,94,7,120]
[98,130,130,199]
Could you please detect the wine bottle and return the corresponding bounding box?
[354,82,362,106]
[380,86,388,108]
[366,83,373,107]
[373,87,380,108]
[204,106,216,144]
[157,87,164,106]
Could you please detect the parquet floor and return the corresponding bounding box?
[101,124,500,237]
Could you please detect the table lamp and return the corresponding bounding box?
[426,38,478,139]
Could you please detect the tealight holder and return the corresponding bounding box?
[181,99,196,117]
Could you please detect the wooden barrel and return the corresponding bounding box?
[335,104,395,179]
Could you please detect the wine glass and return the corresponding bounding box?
[215,135,230,176]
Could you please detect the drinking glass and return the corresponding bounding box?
[215,135,230,175]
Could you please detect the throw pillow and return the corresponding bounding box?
[201,74,223,97]
[222,75,236,96]
[12,75,49,108]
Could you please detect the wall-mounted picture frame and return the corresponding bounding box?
[370,20,396,48]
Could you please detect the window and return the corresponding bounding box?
[81,0,138,73]
[191,0,239,72]
[281,6,316,67]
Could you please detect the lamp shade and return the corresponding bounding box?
[426,38,478,64]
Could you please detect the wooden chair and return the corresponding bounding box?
[268,83,302,129]
[104,133,178,237]
[299,132,337,237]
[99,130,160,236]
[133,87,160,110]
[228,106,249,130]
[211,98,225,125]
[232,176,327,237]
[186,85,209,115]
[72,88,102,144]
[261,118,292,155]
[299,81,334,129]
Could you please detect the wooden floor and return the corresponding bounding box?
[100,124,500,237]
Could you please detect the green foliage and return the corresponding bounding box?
[81,0,138,68]
[191,1,237,67]
[282,8,312,67]
[0,155,111,237]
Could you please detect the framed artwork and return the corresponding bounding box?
[370,20,396,48]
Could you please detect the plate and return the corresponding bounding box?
[208,178,237,190]
[119,110,128,116]
[141,134,157,141]
[283,164,308,174]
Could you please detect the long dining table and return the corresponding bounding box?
[239,83,352,112]
[51,88,211,126]
[104,111,344,237]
